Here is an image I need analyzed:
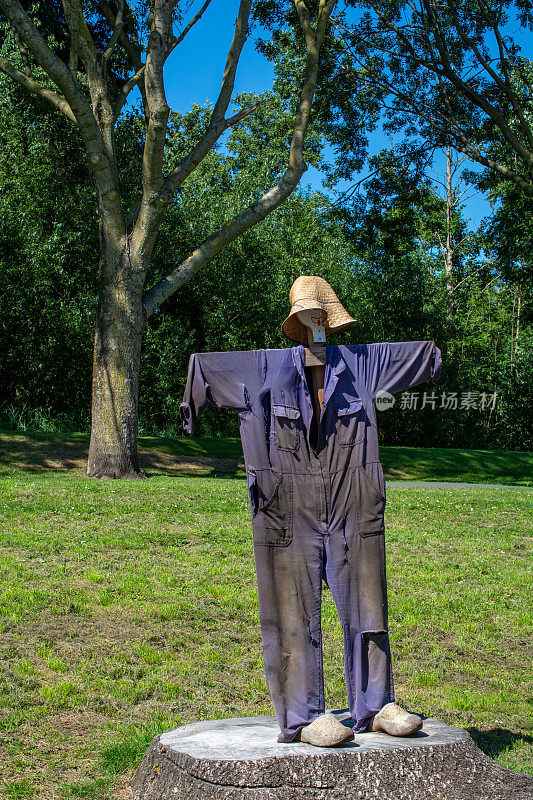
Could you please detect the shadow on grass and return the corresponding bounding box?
[0,432,89,473]
[99,731,155,776]
[380,445,532,486]
[469,726,533,761]
[0,430,244,477]
[1,429,531,484]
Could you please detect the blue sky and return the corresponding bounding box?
[164,7,273,116]
[163,3,491,229]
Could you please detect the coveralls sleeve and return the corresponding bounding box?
[180,350,264,434]
[365,341,442,399]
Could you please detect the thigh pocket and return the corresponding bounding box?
[272,404,301,452]
[249,471,293,547]
[335,399,364,446]
[355,465,386,536]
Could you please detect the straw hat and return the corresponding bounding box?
[281,276,356,344]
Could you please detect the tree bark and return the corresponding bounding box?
[444,141,454,317]
[87,234,146,478]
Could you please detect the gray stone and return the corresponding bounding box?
[132,711,533,800]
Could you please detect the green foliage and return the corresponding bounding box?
[480,177,533,297]
[494,328,533,450]
[0,73,97,420]
[0,27,531,450]
[139,184,359,435]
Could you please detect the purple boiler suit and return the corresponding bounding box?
[180,341,442,742]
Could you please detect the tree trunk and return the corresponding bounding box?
[87,239,146,479]
[444,141,454,317]
[515,288,522,351]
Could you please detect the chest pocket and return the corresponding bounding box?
[335,399,364,446]
[272,404,301,451]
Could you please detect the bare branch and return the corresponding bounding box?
[446,2,533,152]
[171,0,214,50]
[0,55,77,123]
[113,0,212,120]
[489,18,533,146]
[141,0,338,314]
[13,31,32,77]
[140,0,175,196]
[66,0,100,74]
[142,165,306,317]
[60,0,118,168]
[455,188,479,203]
[102,0,125,63]
[99,0,143,71]
[333,143,435,203]
[333,5,533,195]
[289,0,336,170]
[131,0,254,268]
[99,0,149,117]
[451,262,491,293]
[113,63,145,119]
[224,100,261,127]
[159,0,253,197]
[454,230,476,249]
[0,0,125,235]
[421,0,533,170]
[61,0,80,72]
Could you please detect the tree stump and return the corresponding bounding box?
[132,711,532,799]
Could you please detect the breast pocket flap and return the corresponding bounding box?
[335,399,363,416]
[272,404,301,420]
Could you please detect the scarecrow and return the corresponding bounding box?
[181,276,442,746]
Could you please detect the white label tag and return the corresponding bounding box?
[309,321,326,342]
[297,309,327,342]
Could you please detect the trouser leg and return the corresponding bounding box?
[325,527,394,733]
[253,536,325,742]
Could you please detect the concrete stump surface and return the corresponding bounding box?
[132,712,533,800]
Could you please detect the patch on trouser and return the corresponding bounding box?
[343,626,395,733]
[361,630,389,693]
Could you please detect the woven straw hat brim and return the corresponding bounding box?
[281,275,356,345]
[282,314,356,345]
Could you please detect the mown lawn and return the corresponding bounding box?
[1,428,532,484]
[0,439,531,798]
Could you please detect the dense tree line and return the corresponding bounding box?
[1,66,531,451]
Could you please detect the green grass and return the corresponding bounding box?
[0,434,531,798]
[1,428,532,485]
[379,445,533,486]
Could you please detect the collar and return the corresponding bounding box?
[292,344,306,380]
[329,345,347,377]
[322,346,345,415]
[292,344,346,375]
[292,345,347,418]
